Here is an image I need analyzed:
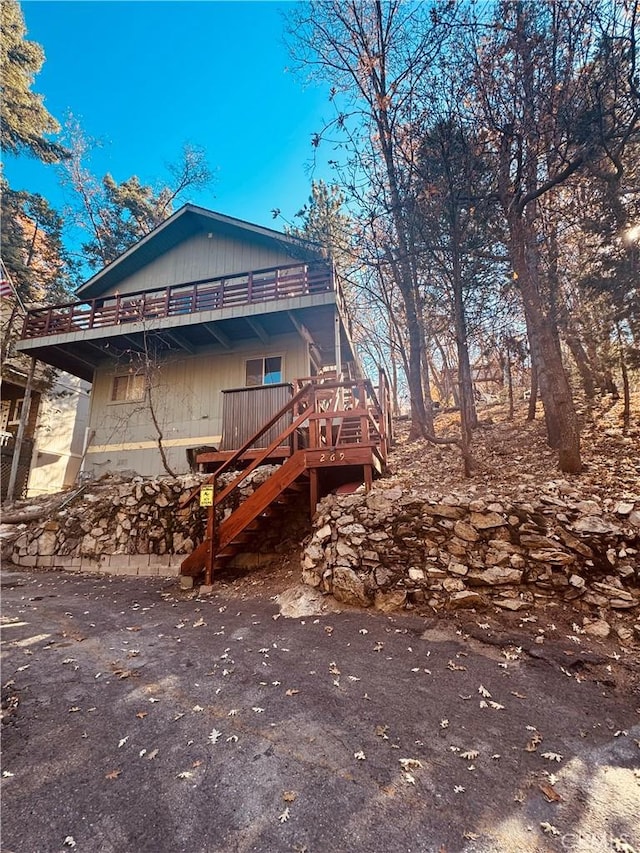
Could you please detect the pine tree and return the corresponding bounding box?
[0,0,67,162]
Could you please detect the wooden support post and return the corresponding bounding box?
[205,504,215,586]
[309,468,319,518]
[364,464,373,493]
[6,357,36,502]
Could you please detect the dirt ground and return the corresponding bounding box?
[1,566,639,853]
[2,395,639,852]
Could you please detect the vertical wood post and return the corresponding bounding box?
[6,357,36,502]
[309,468,319,518]
[205,503,215,586]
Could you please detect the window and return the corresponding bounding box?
[8,398,24,425]
[111,372,146,402]
[245,356,282,387]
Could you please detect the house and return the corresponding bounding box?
[16,205,391,581]
[1,342,89,500]
[25,372,91,497]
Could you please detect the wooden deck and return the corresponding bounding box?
[179,373,392,584]
[20,261,334,340]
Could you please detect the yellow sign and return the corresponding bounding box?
[199,485,214,507]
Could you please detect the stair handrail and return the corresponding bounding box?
[214,410,310,507]
[179,381,314,508]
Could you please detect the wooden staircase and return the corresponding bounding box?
[179,371,393,584]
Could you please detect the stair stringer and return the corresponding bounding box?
[180,450,308,578]
[217,450,308,550]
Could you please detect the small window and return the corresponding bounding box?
[111,373,146,402]
[8,398,24,425]
[245,356,282,387]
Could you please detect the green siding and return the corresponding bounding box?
[84,333,309,477]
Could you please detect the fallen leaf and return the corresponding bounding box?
[105,769,121,780]
[354,750,366,760]
[192,618,206,628]
[539,782,562,803]
[540,822,560,836]
[63,836,77,848]
[460,750,479,760]
[177,771,193,779]
[146,749,158,760]
[2,771,15,778]
[278,807,290,823]
[118,736,129,748]
[541,752,563,762]
[478,685,491,698]
[525,732,543,752]
[283,791,297,803]
[454,785,465,793]
[399,758,422,770]
[285,689,299,696]
[375,724,389,739]
[192,705,204,712]
[136,711,148,719]
[209,729,222,744]
[252,707,264,714]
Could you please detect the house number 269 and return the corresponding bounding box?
[319,452,345,462]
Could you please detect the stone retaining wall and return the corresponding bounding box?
[301,482,640,617]
[10,467,303,578]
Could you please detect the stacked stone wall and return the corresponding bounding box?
[302,483,640,619]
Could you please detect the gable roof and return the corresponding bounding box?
[75,204,326,300]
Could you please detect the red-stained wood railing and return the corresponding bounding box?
[179,373,388,583]
[20,261,334,340]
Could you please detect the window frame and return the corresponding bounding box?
[109,372,147,404]
[244,355,284,387]
[7,398,24,425]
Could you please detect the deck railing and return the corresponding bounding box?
[20,261,334,340]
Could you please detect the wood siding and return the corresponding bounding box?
[84,333,309,477]
[221,384,293,451]
[101,233,297,298]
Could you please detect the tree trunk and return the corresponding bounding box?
[528,361,538,421]
[511,215,581,472]
[563,328,597,400]
[451,238,477,442]
[617,324,630,433]
[505,341,514,421]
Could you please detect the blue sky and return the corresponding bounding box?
[5,1,337,234]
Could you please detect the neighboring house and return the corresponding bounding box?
[0,356,90,499]
[0,358,42,500]
[16,204,365,478]
[26,372,91,497]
